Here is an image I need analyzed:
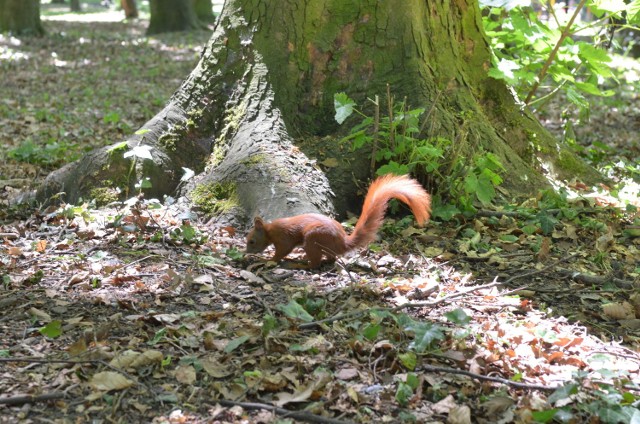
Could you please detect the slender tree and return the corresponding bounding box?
[147,0,201,35]
[193,0,215,24]
[121,0,138,19]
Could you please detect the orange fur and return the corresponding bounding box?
[245,175,431,268]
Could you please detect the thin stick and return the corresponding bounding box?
[0,392,65,406]
[420,364,558,391]
[217,399,354,424]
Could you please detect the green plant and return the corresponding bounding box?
[481,1,639,113]
[334,92,505,217]
[8,139,80,167]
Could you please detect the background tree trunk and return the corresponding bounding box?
[0,0,44,36]
[70,0,81,12]
[121,0,138,19]
[193,0,215,24]
[33,0,602,225]
[147,0,201,35]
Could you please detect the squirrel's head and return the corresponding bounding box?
[245,216,270,253]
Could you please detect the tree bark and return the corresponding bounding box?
[0,0,44,36]
[32,0,602,224]
[147,0,201,35]
[70,0,81,12]
[121,0,138,19]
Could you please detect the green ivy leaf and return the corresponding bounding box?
[362,324,380,341]
[444,308,471,325]
[548,383,578,405]
[262,314,278,337]
[432,203,461,221]
[476,175,496,205]
[406,373,419,389]
[395,382,413,406]
[279,300,314,323]
[377,161,409,176]
[399,352,417,371]
[224,335,250,353]
[537,212,558,235]
[405,321,444,353]
[334,92,356,124]
[181,225,197,242]
[531,409,558,423]
[39,320,62,339]
[464,173,478,194]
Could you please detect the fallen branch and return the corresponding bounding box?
[420,364,558,392]
[0,392,65,406]
[556,268,636,290]
[217,399,354,424]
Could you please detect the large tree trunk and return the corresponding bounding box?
[147,0,201,35]
[0,0,44,36]
[193,0,216,24]
[32,0,601,224]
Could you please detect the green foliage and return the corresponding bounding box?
[535,375,640,424]
[334,93,505,217]
[223,335,250,353]
[169,223,208,245]
[8,139,80,166]
[191,182,240,215]
[480,1,640,112]
[278,300,315,323]
[395,373,420,406]
[39,320,63,339]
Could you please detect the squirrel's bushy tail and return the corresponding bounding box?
[346,175,431,250]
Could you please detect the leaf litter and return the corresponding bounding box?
[0,188,638,423]
[1,10,640,424]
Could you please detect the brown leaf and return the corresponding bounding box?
[90,371,134,391]
[35,240,47,253]
[175,365,197,385]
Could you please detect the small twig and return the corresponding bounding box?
[123,254,160,269]
[524,0,588,104]
[0,392,66,406]
[370,94,380,175]
[556,268,636,290]
[420,364,558,391]
[501,254,578,286]
[475,207,607,220]
[217,399,354,424]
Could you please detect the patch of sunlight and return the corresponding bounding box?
[0,34,29,62]
[42,10,133,23]
[542,157,640,209]
[610,54,640,84]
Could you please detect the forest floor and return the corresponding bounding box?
[1,9,640,424]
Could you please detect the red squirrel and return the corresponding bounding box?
[245,174,431,268]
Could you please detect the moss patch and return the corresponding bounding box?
[191,181,239,214]
[90,187,120,207]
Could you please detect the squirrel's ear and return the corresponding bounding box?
[253,216,265,228]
